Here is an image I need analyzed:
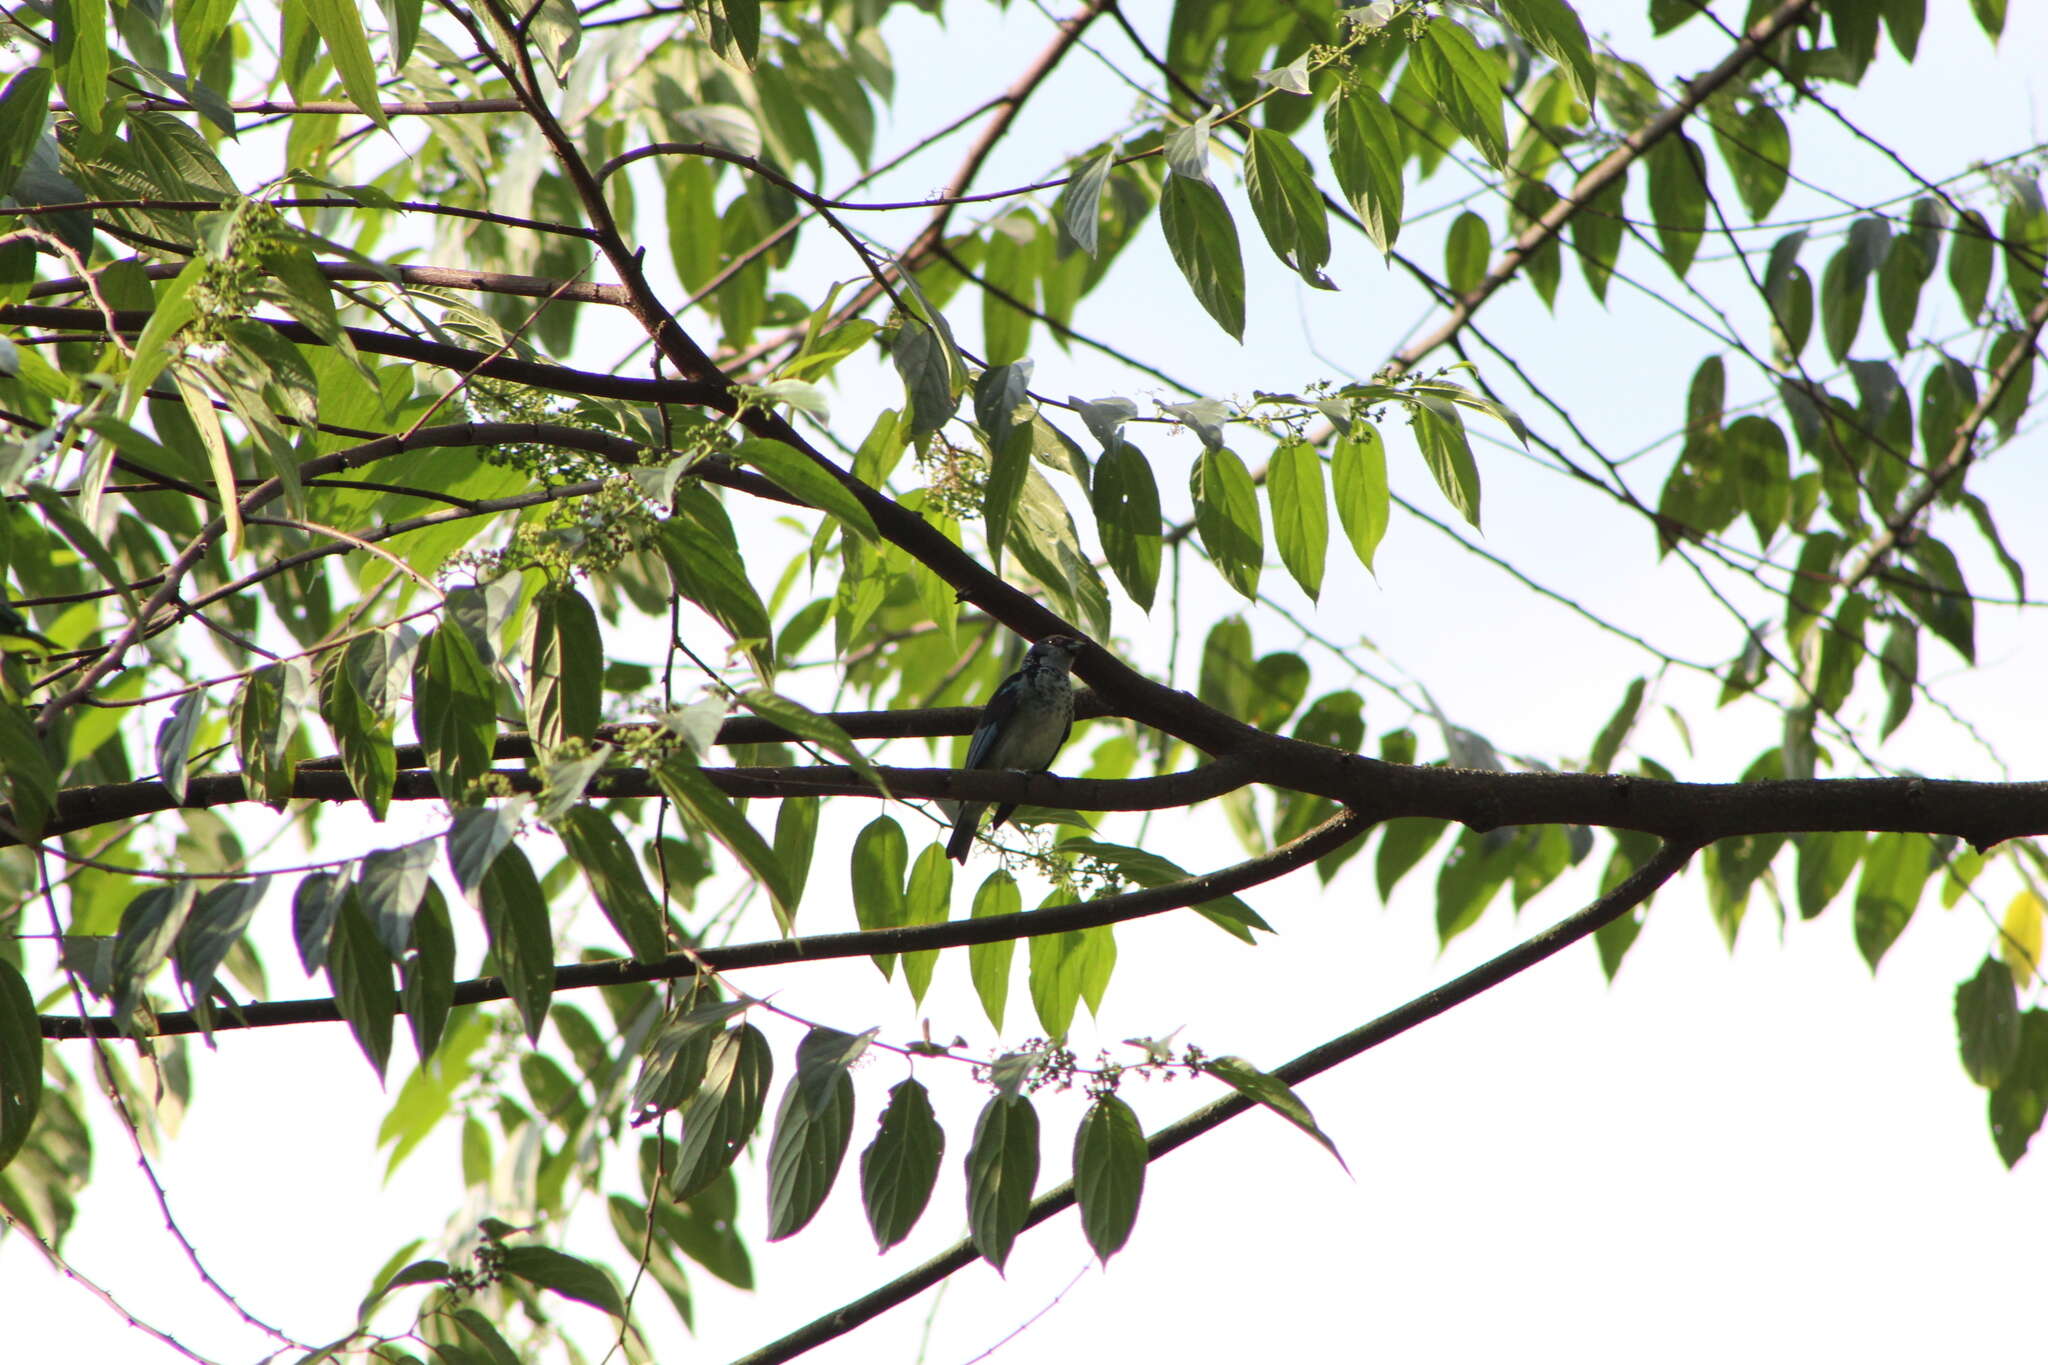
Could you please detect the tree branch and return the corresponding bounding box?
[38,810,1370,1039]
[730,838,1701,1365]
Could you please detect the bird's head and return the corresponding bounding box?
[1028,634,1086,670]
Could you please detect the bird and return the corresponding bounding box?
[946,634,1085,863]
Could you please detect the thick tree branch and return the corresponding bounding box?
[37,810,1369,1039]
[730,838,1701,1364]
[21,739,2046,853]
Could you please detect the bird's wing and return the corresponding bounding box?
[962,669,1025,770]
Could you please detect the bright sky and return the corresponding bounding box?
[9,2,2048,1362]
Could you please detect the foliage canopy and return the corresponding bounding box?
[0,0,2044,1359]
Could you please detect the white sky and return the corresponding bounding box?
[8,2,2048,1362]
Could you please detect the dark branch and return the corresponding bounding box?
[730,839,1701,1364]
[38,810,1370,1039]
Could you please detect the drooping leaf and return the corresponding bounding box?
[1190,447,1263,598]
[1243,127,1333,286]
[1073,1094,1147,1262]
[966,1093,1040,1271]
[1090,440,1162,611]
[1266,437,1328,600]
[1159,174,1247,341]
[1324,84,1404,254]
[860,1078,944,1251]
[0,958,44,1170]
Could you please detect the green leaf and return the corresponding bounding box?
[558,806,668,961]
[523,588,602,752]
[1795,830,1864,920]
[1586,678,1645,774]
[970,870,1020,1030]
[1056,146,1116,256]
[0,958,42,1171]
[54,0,108,134]
[656,503,774,679]
[850,814,907,976]
[1413,402,1481,527]
[1028,925,1090,1037]
[1497,0,1596,105]
[399,885,454,1060]
[303,0,392,132]
[413,622,495,806]
[765,1051,855,1241]
[326,895,395,1077]
[1243,128,1332,286]
[1854,831,1931,970]
[357,839,433,960]
[673,1023,774,1201]
[292,873,349,975]
[0,68,53,199]
[656,756,798,932]
[966,1093,1040,1271]
[1989,1010,2048,1167]
[1820,244,1870,363]
[498,1246,626,1319]
[729,437,879,544]
[1969,0,2006,38]
[1324,85,1404,254]
[1266,437,1328,601]
[1074,1094,1147,1262]
[892,317,960,438]
[1330,421,1389,572]
[1010,467,1112,639]
[1950,209,1994,320]
[1709,101,1790,222]
[1159,174,1246,341]
[1376,816,1449,900]
[1445,210,1490,296]
[1091,440,1162,611]
[972,368,1034,575]
[1646,134,1707,278]
[1197,616,1254,722]
[860,1079,944,1251]
[735,689,885,797]
[1877,617,1917,738]
[471,843,553,1040]
[773,795,819,914]
[1205,1055,1345,1168]
[901,844,951,1004]
[318,650,395,822]
[1415,18,1507,169]
[1571,172,1627,302]
[1191,446,1263,598]
[1876,235,1929,355]
[174,877,267,1015]
[1247,651,1311,731]
[631,998,743,1122]
[0,696,56,839]
[1957,956,2022,1088]
[981,213,1038,366]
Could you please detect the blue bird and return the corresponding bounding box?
[946,634,1085,863]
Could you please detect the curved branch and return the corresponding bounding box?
[730,838,1700,1365]
[38,810,1370,1039]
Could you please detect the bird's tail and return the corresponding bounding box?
[946,802,985,863]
